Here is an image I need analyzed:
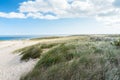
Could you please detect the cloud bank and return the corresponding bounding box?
[0,0,120,26]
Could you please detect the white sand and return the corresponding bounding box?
[0,40,39,80]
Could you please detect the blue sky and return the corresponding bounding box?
[0,0,120,35]
[0,0,28,12]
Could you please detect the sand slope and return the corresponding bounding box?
[0,40,39,80]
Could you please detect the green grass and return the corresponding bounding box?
[16,35,120,80]
[15,42,63,61]
[111,39,120,47]
[20,46,42,61]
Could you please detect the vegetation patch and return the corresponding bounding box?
[18,35,120,80]
[20,46,42,61]
[111,39,120,47]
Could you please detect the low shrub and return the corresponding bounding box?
[111,39,120,47]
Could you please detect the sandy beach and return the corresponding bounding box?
[0,40,40,80]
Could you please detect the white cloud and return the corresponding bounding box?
[19,0,52,13]
[0,12,26,18]
[27,12,58,19]
[0,0,120,27]
[19,0,116,18]
[96,8,120,26]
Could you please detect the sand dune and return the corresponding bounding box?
[0,37,78,80]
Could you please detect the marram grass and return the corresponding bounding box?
[15,36,120,80]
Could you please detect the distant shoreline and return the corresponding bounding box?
[0,34,120,41]
[0,35,67,41]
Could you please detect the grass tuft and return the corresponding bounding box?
[20,46,42,61]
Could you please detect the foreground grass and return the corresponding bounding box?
[16,35,120,80]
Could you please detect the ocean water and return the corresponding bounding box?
[0,36,39,41]
[0,35,68,41]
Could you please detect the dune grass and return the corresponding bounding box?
[15,42,64,61]
[15,35,120,80]
[20,46,42,61]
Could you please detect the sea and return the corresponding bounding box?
[0,35,66,41]
[0,35,44,41]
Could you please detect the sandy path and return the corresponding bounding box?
[0,40,39,80]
